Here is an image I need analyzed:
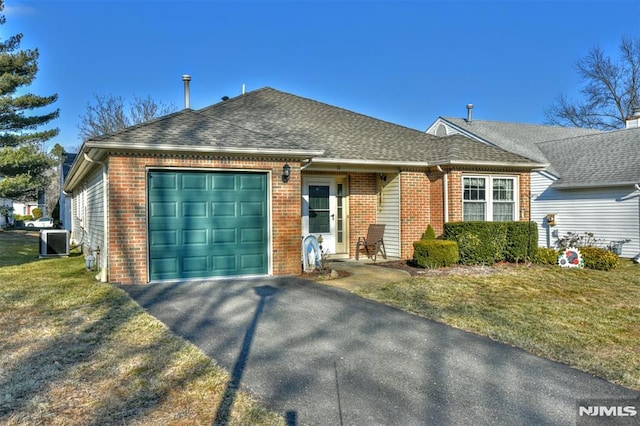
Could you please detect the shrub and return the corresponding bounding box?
[579,246,619,271]
[504,221,538,263]
[444,221,538,265]
[535,248,558,265]
[422,224,436,240]
[32,207,43,219]
[413,239,459,268]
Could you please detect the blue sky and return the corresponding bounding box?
[3,0,639,152]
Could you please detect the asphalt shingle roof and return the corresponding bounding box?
[198,87,540,166]
[439,116,640,187]
[87,108,313,153]
[440,117,601,166]
[537,127,640,187]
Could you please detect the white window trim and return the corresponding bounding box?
[462,174,519,221]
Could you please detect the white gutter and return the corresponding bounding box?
[82,152,109,283]
[85,141,324,157]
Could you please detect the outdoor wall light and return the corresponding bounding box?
[282,163,291,183]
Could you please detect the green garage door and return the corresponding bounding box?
[148,170,268,280]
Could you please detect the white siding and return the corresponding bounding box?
[70,168,104,255]
[531,171,640,258]
[377,173,400,257]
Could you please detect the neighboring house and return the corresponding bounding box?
[13,200,39,216]
[59,153,77,230]
[63,87,543,284]
[426,106,640,260]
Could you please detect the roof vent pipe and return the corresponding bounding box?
[182,75,191,109]
[466,104,474,123]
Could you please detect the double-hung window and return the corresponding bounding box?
[463,176,517,221]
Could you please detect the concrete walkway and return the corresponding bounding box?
[319,259,410,292]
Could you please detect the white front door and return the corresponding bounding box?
[303,177,337,254]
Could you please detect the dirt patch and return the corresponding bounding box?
[300,268,352,281]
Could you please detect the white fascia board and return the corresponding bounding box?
[85,141,324,157]
[311,157,429,168]
[437,160,548,169]
[436,119,497,146]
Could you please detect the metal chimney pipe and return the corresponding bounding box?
[466,104,474,123]
[182,75,191,109]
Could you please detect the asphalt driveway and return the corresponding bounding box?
[120,276,638,425]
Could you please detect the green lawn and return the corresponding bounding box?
[356,261,640,391]
[0,230,284,425]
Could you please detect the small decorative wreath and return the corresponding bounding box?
[558,247,584,268]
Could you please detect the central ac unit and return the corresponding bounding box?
[40,229,70,258]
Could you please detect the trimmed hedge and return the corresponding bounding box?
[443,221,538,265]
[413,239,459,268]
[579,246,619,271]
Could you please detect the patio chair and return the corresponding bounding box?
[356,224,387,261]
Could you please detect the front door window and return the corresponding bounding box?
[309,185,330,233]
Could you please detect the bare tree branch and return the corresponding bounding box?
[545,36,640,130]
[77,94,177,141]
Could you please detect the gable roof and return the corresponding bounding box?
[65,88,546,191]
[430,116,640,188]
[199,88,543,168]
[432,117,600,167]
[537,127,640,188]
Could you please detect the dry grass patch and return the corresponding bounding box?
[356,261,640,391]
[0,231,284,425]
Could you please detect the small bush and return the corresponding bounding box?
[422,224,436,240]
[32,208,43,219]
[413,239,459,268]
[535,248,558,265]
[579,246,619,271]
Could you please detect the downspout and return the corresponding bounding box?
[437,165,449,223]
[300,158,314,171]
[83,152,109,282]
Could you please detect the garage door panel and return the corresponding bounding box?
[212,254,237,271]
[182,202,208,217]
[183,229,208,245]
[151,202,178,218]
[181,173,208,190]
[212,174,236,190]
[150,230,178,247]
[240,254,265,271]
[240,201,265,216]
[148,171,268,280]
[241,227,265,243]
[212,202,236,216]
[149,173,178,190]
[211,228,236,244]
[150,257,178,274]
[240,174,266,190]
[182,256,208,274]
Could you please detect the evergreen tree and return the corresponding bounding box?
[0,0,59,201]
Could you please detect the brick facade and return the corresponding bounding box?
[107,154,301,284]
[105,154,533,284]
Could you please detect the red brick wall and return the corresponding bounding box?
[107,154,301,284]
[399,171,431,260]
